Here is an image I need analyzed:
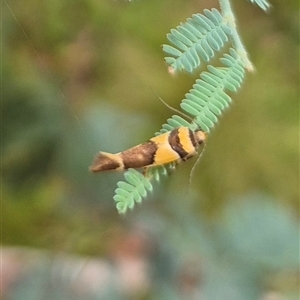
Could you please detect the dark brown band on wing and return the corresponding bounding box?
[188,128,197,148]
[168,128,189,159]
[97,160,121,171]
[89,153,122,172]
[121,140,158,169]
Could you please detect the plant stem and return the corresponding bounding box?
[219,0,254,72]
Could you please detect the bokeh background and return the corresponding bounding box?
[2,0,299,299]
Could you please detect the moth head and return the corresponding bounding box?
[194,129,207,145]
[188,129,207,186]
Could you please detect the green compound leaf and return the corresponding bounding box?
[180,49,245,132]
[113,169,153,213]
[163,9,231,72]
[113,164,175,214]
[159,49,245,133]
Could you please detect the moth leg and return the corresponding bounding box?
[166,161,178,175]
[143,161,178,178]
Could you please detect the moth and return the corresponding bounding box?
[89,126,207,173]
[89,95,207,175]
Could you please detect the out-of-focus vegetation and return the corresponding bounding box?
[2,0,299,299]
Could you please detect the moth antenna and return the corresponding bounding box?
[149,87,195,124]
[187,143,207,190]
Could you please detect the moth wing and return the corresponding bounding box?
[150,135,180,166]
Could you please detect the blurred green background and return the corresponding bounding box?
[2,0,299,299]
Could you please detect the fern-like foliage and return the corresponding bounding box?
[180,48,245,132]
[112,0,269,213]
[113,166,172,214]
[163,9,231,73]
[160,48,245,133]
[113,169,153,214]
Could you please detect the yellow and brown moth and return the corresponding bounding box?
[89,126,207,173]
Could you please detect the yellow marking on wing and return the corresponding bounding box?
[150,131,170,144]
[177,127,196,155]
[150,132,180,166]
